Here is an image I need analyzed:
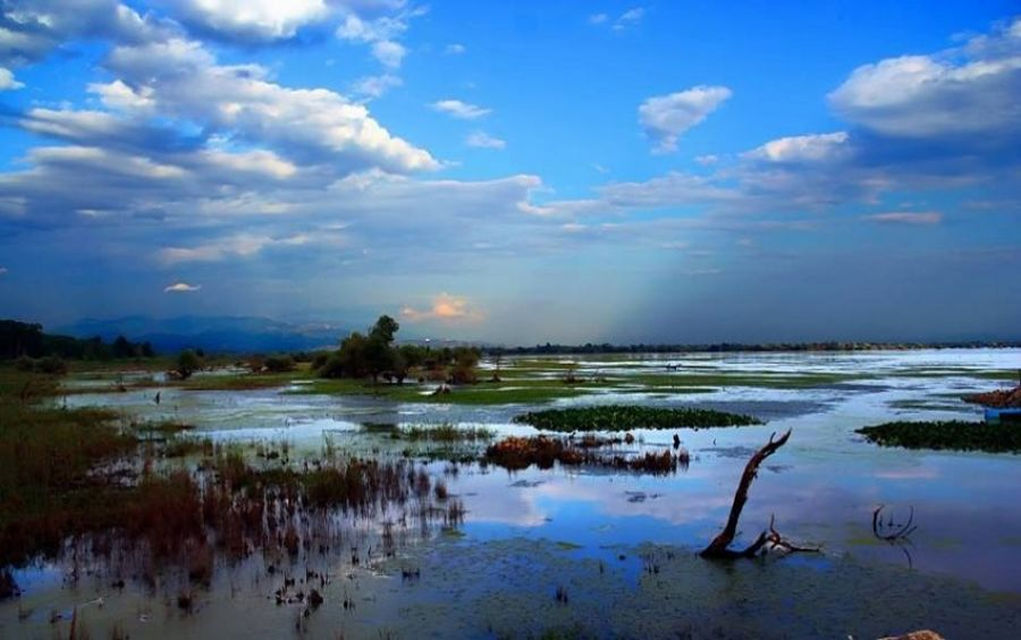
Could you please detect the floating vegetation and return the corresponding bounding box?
[485,435,686,474]
[513,405,762,432]
[856,421,1021,453]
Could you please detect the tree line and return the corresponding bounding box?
[313,315,480,384]
[0,319,155,361]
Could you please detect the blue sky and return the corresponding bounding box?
[0,1,1018,344]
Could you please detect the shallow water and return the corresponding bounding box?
[6,348,1021,638]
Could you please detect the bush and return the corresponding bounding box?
[35,356,68,375]
[14,356,34,372]
[311,352,329,370]
[317,353,345,378]
[264,355,296,373]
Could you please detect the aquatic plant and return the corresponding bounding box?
[513,405,762,432]
[856,420,1021,453]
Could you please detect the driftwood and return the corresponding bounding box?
[701,429,818,559]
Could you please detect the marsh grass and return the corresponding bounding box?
[398,424,494,442]
[0,367,458,596]
[484,435,684,474]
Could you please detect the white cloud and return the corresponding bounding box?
[173,0,329,41]
[335,12,407,43]
[444,43,466,55]
[430,99,491,119]
[0,1,174,67]
[466,131,506,149]
[351,73,403,99]
[743,132,850,163]
[0,67,23,90]
[694,154,718,166]
[89,79,155,111]
[0,266,7,275]
[371,39,406,68]
[613,7,645,31]
[164,282,201,292]
[335,6,424,69]
[401,293,484,323]
[100,37,436,173]
[829,19,1021,138]
[589,8,645,31]
[863,211,942,225]
[157,232,336,265]
[638,86,732,153]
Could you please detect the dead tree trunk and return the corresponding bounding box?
[701,429,794,559]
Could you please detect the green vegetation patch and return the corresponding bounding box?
[399,424,494,442]
[513,404,763,432]
[856,420,1021,454]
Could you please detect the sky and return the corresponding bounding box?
[0,0,1018,344]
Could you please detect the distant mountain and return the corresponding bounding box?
[54,316,350,354]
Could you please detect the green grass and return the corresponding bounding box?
[856,420,1021,453]
[513,405,763,432]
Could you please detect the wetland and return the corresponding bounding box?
[2,348,1021,638]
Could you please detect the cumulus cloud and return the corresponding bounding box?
[863,211,943,225]
[430,99,491,119]
[0,67,23,90]
[743,132,850,163]
[466,131,506,149]
[639,86,732,153]
[444,43,465,55]
[97,37,436,172]
[164,282,201,292]
[401,293,484,323]
[171,0,329,42]
[0,1,173,66]
[829,18,1021,139]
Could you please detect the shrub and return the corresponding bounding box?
[264,355,296,373]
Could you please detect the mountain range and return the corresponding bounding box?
[54,316,350,354]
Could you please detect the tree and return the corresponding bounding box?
[176,349,202,379]
[111,335,134,359]
[366,315,400,382]
[370,315,399,343]
[322,331,369,379]
[449,346,480,384]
